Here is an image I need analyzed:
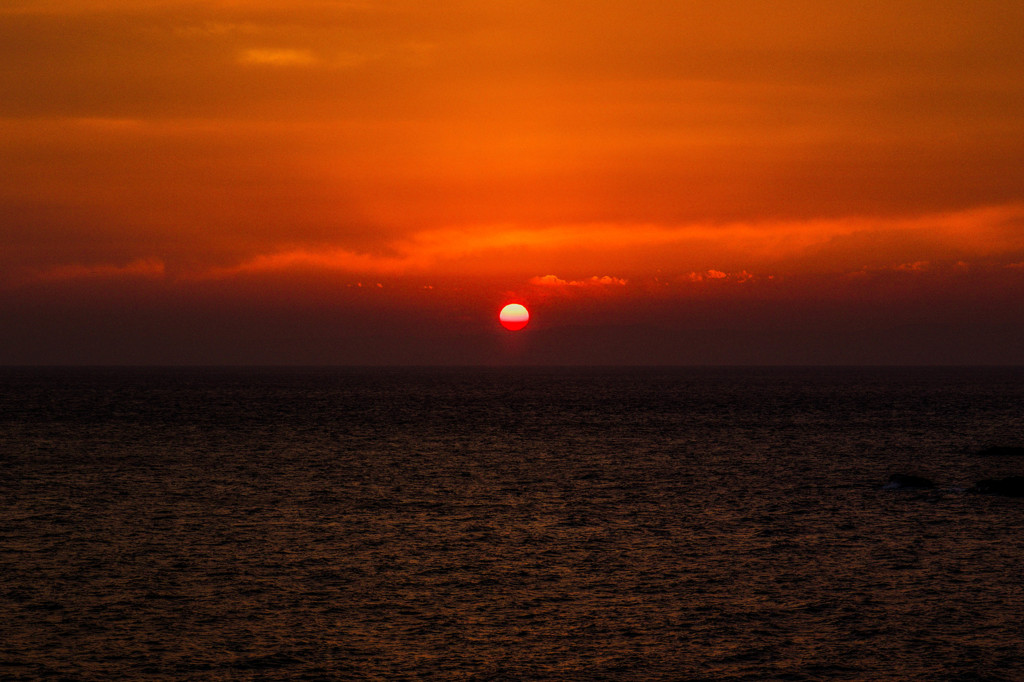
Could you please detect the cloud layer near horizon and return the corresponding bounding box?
[7,205,1024,289]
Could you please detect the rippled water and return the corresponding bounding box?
[2,367,1024,680]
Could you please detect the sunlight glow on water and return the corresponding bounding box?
[1,367,1023,679]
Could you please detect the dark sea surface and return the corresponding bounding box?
[2,366,1024,680]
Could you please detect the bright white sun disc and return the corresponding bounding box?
[499,303,530,331]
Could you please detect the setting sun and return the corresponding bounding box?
[499,304,530,331]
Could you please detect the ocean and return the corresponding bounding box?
[2,366,1023,680]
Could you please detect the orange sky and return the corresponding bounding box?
[3,1,1024,363]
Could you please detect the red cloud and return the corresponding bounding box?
[528,274,627,287]
[16,259,165,286]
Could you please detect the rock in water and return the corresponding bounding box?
[970,476,1024,498]
[884,474,936,490]
[974,446,1024,457]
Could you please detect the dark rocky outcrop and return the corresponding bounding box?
[974,446,1024,457]
[884,474,936,490]
[970,476,1024,498]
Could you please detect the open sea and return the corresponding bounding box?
[2,366,1023,680]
